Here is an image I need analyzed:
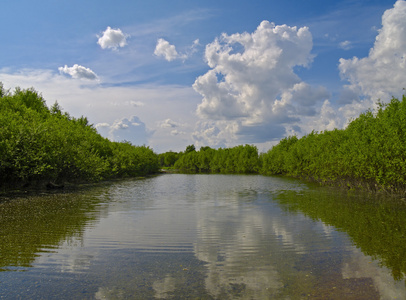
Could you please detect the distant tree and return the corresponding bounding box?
[185,144,196,153]
[164,151,178,166]
[158,151,179,167]
[0,82,8,98]
[200,146,212,151]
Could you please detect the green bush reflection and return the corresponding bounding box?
[274,188,406,281]
[0,191,102,271]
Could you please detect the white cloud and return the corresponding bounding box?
[279,82,331,116]
[339,40,352,50]
[187,39,200,56]
[193,3,406,147]
[124,100,144,107]
[157,119,187,139]
[191,39,200,50]
[9,3,406,153]
[97,26,128,50]
[339,0,406,106]
[100,116,151,146]
[58,64,98,80]
[301,100,343,134]
[154,38,179,61]
[170,129,185,136]
[154,38,199,62]
[192,121,232,149]
[193,20,329,144]
[95,122,109,127]
[158,118,181,128]
[94,123,111,141]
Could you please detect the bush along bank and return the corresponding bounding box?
[166,144,260,174]
[3,81,406,194]
[0,83,160,189]
[260,95,406,194]
[160,95,406,194]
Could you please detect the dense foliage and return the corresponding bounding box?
[0,83,159,188]
[158,151,181,168]
[3,80,406,192]
[160,144,260,174]
[261,95,406,192]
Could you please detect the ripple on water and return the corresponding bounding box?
[1,174,405,299]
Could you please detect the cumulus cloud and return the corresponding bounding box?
[154,38,180,61]
[339,0,406,106]
[192,121,232,149]
[193,3,406,147]
[301,100,343,134]
[193,20,329,144]
[97,26,128,50]
[58,64,98,80]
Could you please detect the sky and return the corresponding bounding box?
[1,0,405,153]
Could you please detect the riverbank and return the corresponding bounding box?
[260,96,406,194]
[160,95,406,196]
[0,175,163,204]
[3,82,406,196]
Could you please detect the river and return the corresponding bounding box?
[0,174,405,299]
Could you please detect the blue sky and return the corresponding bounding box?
[1,0,405,153]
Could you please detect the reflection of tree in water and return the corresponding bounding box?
[0,189,106,271]
[275,188,406,283]
[2,175,404,299]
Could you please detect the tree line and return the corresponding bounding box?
[261,95,406,192]
[2,81,406,193]
[0,83,159,188]
[161,95,406,193]
[159,144,260,174]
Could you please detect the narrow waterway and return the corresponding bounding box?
[0,174,405,299]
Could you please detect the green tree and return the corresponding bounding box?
[0,82,160,188]
[185,144,196,153]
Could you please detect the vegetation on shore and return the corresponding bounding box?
[0,83,159,189]
[2,81,406,193]
[159,144,259,174]
[161,95,406,193]
[261,95,406,193]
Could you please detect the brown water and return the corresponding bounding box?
[0,174,405,299]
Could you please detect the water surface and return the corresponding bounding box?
[1,174,405,299]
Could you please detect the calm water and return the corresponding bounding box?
[1,174,406,299]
